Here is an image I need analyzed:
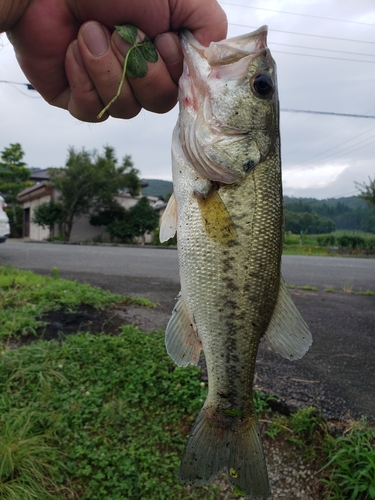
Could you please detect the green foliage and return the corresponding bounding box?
[0,327,211,499]
[284,195,375,233]
[89,200,127,230]
[50,146,141,241]
[0,143,31,204]
[31,200,64,237]
[0,266,148,340]
[107,197,159,244]
[0,143,32,237]
[317,234,336,246]
[336,235,366,249]
[0,410,68,499]
[322,423,375,500]
[285,209,335,234]
[253,391,275,415]
[356,175,375,213]
[5,204,23,238]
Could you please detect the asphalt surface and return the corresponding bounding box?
[1,241,374,420]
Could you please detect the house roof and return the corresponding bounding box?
[29,168,52,181]
[29,169,149,189]
[17,182,52,202]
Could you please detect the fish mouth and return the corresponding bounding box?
[180,26,268,67]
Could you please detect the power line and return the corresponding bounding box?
[221,2,375,28]
[0,80,35,90]
[230,22,375,45]
[271,42,375,59]
[282,109,375,119]
[273,49,375,64]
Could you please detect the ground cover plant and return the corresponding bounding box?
[1,268,374,499]
[0,266,153,341]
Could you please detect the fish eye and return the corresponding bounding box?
[252,73,274,99]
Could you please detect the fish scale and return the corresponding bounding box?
[161,26,312,499]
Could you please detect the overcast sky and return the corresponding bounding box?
[1,0,375,199]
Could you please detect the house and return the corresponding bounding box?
[17,168,166,243]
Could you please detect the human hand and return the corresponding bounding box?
[6,0,227,121]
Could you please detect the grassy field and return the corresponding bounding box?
[283,231,375,257]
[1,266,374,499]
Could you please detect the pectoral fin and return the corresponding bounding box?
[264,278,312,360]
[160,192,177,242]
[166,293,202,367]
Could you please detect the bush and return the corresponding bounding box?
[365,238,375,252]
[317,235,336,246]
[336,235,366,249]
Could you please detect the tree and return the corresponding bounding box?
[50,146,141,241]
[0,143,32,236]
[31,200,64,238]
[107,197,159,244]
[357,175,375,211]
[129,196,160,243]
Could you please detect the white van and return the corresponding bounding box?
[0,195,10,243]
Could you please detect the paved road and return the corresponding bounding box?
[1,241,374,291]
[1,241,375,420]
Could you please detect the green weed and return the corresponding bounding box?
[297,285,318,291]
[321,422,375,499]
[0,410,69,499]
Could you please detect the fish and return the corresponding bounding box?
[160,26,312,499]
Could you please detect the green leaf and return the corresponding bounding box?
[127,48,148,78]
[138,38,158,63]
[115,24,138,44]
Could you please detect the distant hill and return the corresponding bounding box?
[284,195,375,233]
[142,179,173,199]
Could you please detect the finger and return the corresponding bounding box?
[111,28,178,114]
[169,0,228,45]
[64,40,108,122]
[154,32,183,86]
[76,21,141,120]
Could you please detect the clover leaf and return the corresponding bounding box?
[97,24,159,119]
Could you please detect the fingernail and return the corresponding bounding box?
[72,40,85,68]
[155,33,182,65]
[82,22,109,56]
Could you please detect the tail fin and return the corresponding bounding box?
[179,408,270,499]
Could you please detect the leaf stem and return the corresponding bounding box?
[97,46,136,120]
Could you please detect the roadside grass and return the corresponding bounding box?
[1,268,374,499]
[286,283,375,296]
[283,231,375,257]
[0,265,154,341]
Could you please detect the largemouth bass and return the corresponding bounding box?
[160,26,312,499]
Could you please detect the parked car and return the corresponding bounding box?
[0,195,10,243]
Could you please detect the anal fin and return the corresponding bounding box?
[263,277,312,360]
[166,293,202,367]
